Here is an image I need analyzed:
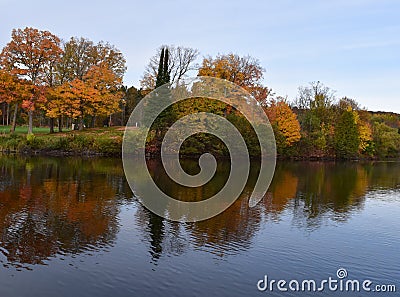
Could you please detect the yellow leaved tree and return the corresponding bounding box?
[265,99,301,148]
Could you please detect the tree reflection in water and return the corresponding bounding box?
[0,156,132,268]
[1,156,399,268]
[134,159,400,261]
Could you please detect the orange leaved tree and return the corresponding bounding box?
[198,53,273,105]
[0,27,62,134]
[0,69,33,133]
[44,37,126,130]
[45,64,123,130]
[265,99,301,149]
[83,64,123,128]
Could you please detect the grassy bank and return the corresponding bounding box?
[0,126,59,134]
[0,125,396,160]
[0,127,124,156]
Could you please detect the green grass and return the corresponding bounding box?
[0,126,126,155]
[0,125,53,134]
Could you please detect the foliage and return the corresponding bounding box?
[0,27,62,134]
[1,29,400,160]
[265,99,301,149]
[358,120,374,155]
[44,61,123,130]
[155,47,171,88]
[56,37,126,83]
[122,86,143,125]
[0,70,29,103]
[198,53,273,105]
[372,122,400,158]
[334,109,360,158]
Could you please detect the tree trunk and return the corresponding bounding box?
[122,106,125,126]
[1,103,4,125]
[49,117,55,133]
[91,116,96,128]
[10,102,18,133]
[79,116,84,130]
[28,110,33,134]
[58,116,63,132]
[7,103,10,126]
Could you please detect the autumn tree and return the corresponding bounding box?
[0,27,62,134]
[46,85,70,124]
[55,38,125,82]
[0,70,18,129]
[45,63,123,130]
[265,98,301,152]
[294,81,337,154]
[0,69,33,133]
[141,45,199,90]
[44,37,126,130]
[358,120,373,155]
[83,63,123,127]
[198,53,272,104]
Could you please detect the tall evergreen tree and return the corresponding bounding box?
[145,46,175,136]
[163,48,170,84]
[154,47,171,88]
[155,48,165,88]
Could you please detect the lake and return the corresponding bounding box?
[0,156,399,296]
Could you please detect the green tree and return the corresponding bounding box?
[334,109,360,158]
[372,122,400,158]
[121,86,143,125]
[295,81,336,155]
[163,48,170,84]
[155,47,171,88]
[155,48,165,88]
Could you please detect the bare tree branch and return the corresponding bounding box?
[140,45,199,89]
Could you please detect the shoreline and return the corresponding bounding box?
[1,126,398,161]
[1,148,396,162]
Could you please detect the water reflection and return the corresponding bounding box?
[0,156,132,268]
[134,159,400,261]
[1,156,400,269]
[269,162,399,230]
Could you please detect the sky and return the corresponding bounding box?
[1,0,399,112]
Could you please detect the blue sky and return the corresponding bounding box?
[1,0,399,112]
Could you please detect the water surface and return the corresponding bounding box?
[0,156,399,296]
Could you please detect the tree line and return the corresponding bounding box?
[140,48,400,159]
[0,27,126,133]
[1,27,400,159]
